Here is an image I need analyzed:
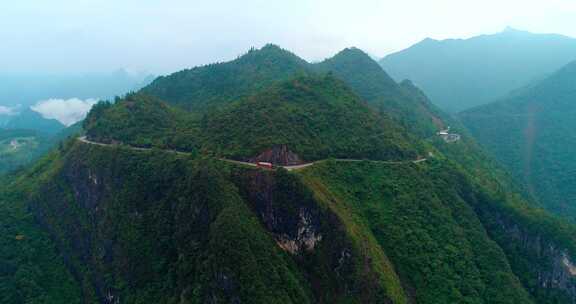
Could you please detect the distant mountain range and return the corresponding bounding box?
[460,60,576,222]
[4,109,65,135]
[0,69,154,108]
[380,27,576,112]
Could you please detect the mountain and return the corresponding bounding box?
[87,75,419,163]
[5,109,65,135]
[141,44,309,111]
[460,60,576,223]
[315,48,447,137]
[380,27,576,112]
[143,45,447,138]
[4,45,576,303]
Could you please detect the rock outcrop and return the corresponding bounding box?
[248,145,303,166]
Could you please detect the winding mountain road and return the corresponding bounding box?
[77,136,427,171]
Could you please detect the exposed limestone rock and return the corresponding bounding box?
[236,170,322,254]
[276,209,323,254]
[493,213,576,301]
[249,144,303,166]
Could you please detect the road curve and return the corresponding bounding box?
[77,136,426,171]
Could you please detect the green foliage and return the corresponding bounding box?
[8,44,576,304]
[84,76,421,162]
[302,161,536,303]
[84,94,199,151]
[140,44,449,139]
[0,153,82,304]
[141,44,310,111]
[315,48,447,137]
[231,167,408,303]
[21,142,313,303]
[201,75,418,161]
[461,61,576,222]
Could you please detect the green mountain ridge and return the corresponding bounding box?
[380,28,576,112]
[460,60,576,222]
[3,44,576,303]
[141,44,309,111]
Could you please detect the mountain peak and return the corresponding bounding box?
[328,47,377,65]
[500,26,531,36]
[239,44,306,64]
[260,43,283,51]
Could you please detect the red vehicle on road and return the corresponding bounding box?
[256,161,273,169]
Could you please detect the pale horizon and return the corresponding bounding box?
[2,0,576,75]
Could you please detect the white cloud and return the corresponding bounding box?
[0,105,17,116]
[31,98,98,126]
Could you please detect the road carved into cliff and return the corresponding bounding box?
[77,136,427,171]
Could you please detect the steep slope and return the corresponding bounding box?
[14,133,576,303]
[7,44,576,303]
[141,45,449,138]
[460,60,576,222]
[380,27,576,112]
[0,158,81,304]
[8,140,411,304]
[315,48,447,137]
[141,44,309,111]
[200,75,418,162]
[83,94,198,151]
[85,76,421,163]
[301,158,576,303]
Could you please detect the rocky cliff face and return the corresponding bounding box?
[474,202,576,303]
[231,168,396,302]
[497,214,576,301]
[27,143,408,303]
[248,145,304,166]
[234,169,322,254]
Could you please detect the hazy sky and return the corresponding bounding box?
[2,0,576,75]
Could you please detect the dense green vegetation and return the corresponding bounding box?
[84,94,198,151]
[4,140,416,303]
[461,60,576,222]
[142,44,447,138]
[201,75,418,161]
[6,44,576,303]
[301,160,534,303]
[315,48,446,137]
[380,27,576,112]
[302,158,576,303]
[25,142,315,303]
[0,153,82,304]
[85,75,421,162]
[141,44,309,111]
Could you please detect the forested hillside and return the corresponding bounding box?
[461,60,576,222]
[4,44,576,303]
[143,45,446,138]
